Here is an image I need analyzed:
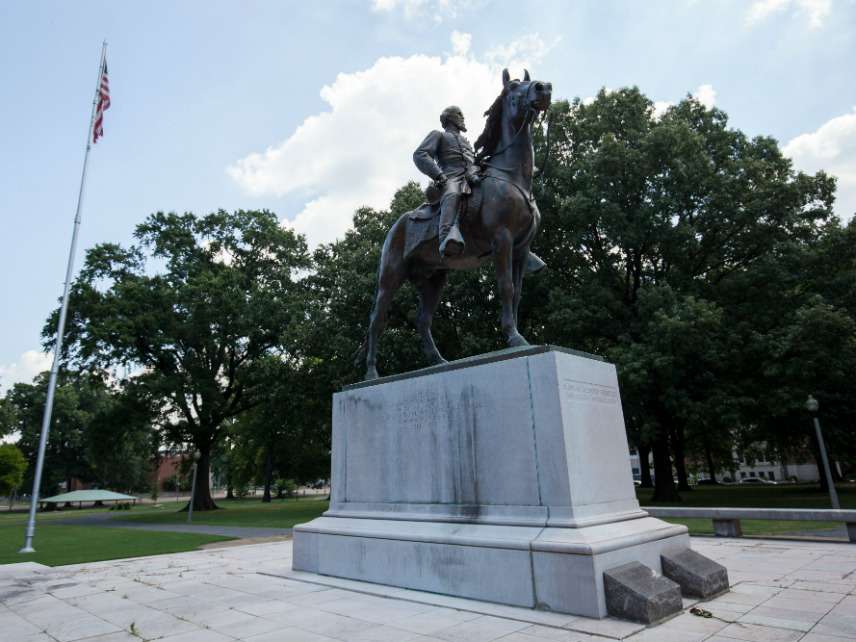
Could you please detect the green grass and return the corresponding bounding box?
[0,523,233,567]
[636,483,854,539]
[636,483,856,509]
[117,497,329,528]
[1,485,846,565]
[661,517,842,538]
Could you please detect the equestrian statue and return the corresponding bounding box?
[357,68,553,380]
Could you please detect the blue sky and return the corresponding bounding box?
[1,0,855,388]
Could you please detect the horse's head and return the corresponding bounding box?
[501,68,552,124]
[475,69,552,158]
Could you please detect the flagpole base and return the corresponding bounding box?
[19,545,35,554]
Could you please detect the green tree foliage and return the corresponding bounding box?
[0,444,27,503]
[526,88,839,499]
[48,210,310,510]
[1,372,152,494]
[228,357,330,502]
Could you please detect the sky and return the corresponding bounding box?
[1,0,855,391]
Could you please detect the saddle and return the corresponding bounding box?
[404,183,484,259]
[403,180,545,274]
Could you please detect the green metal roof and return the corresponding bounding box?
[41,490,137,503]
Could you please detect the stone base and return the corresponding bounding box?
[713,518,743,537]
[661,548,729,598]
[294,515,689,618]
[603,562,683,624]
[293,346,716,620]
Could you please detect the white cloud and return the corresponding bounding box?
[371,0,471,23]
[450,30,472,56]
[0,350,52,393]
[485,33,562,70]
[745,0,832,29]
[652,100,673,119]
[784,107,856,221]
[692,84,717,109]
[228,33,556,246]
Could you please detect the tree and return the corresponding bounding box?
[528,88,836,500]
[228,357,331,502]
[49,210,310,510]
[0,444,27,509]
[6,372,108,494]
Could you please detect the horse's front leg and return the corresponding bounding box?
[494,230,528,347]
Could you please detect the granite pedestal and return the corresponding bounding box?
[293,346,710,619]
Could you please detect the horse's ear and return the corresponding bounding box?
[523,69,530,81]
[502,68,510,87]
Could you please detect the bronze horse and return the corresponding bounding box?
[359,69,553,380]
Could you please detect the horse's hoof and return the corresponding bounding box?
[507,333,529,348]
[365,367,380,381]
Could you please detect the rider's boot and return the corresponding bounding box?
[439,197,464,258]
[440,225,464,258]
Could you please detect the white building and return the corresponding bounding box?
[627,447,826,483]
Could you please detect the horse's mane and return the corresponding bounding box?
[474,88,507,159]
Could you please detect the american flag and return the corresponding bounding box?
[92,59,110,144]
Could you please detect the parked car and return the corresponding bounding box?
[738,477,778,485]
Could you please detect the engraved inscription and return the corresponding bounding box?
[562,378,618,404]
[394,389,442,429]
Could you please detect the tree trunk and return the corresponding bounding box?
[187,445,218,511]
[652,433,680,502]
[672,426,692,492]
[638,443,653,488]
[704,439,718,484]
[262,447,273,503]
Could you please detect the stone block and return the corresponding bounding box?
[713,518,742,537]
[293,346,704,620]
[847,522,856,543]
[661,548,729,598]
[603,562,682,624]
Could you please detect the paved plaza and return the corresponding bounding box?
[1,537,855,642]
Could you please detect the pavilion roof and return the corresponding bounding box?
[41,490,136,503]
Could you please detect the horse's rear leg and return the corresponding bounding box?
[414,272,448,366]
[494,230,529,348]
[512,248,527,328]
[365,264,404,380]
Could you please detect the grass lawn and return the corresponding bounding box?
[117,496,330,529]
[1,484,846,566]
[0,523,232,567]
[635,482,856,509]
[661,517,841,538]
[636,483,854,539]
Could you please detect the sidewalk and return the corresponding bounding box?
[1,537,855,641]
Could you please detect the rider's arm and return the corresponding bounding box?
[413,131,444,181]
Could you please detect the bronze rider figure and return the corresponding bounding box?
[412,105,480,258]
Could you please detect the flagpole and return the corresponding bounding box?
[20,41,107,554]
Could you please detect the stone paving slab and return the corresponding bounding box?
[1,537,855,641]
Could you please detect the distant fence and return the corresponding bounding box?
[644,506,856,542]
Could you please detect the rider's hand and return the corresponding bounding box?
[435,173,448,186]
[467,173,481,185]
